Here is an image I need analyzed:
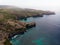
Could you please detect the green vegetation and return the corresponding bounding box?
[4,38,12,45]
[0,8,55,20]
[0,5,55,45]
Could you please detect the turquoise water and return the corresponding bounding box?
[11,12,60,45]
[20,17,34,22]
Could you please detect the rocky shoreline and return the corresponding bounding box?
[0,5,55,45]
[7,20,36,39]
[14,11,55,20]
[0,19,36,45]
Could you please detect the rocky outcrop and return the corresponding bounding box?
[7,20,36,38]
[26,22,36,28]
[0,5,55,45]
[0,19,36,39]
[0,19,36,45]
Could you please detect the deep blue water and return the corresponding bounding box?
[11,12,60,45]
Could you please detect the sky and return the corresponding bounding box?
[0,0,60,11]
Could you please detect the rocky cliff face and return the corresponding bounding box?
[0,5,55,45]
[0,19,36,45]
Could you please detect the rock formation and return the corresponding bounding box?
[0,5,55,45]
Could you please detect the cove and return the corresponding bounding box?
[11,12,60,45]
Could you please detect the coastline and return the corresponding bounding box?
[0,5,55,45]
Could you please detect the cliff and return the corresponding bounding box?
[0,5,55,45]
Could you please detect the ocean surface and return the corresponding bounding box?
[11,12,60,45]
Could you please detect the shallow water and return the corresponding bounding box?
[11,12,60,45]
